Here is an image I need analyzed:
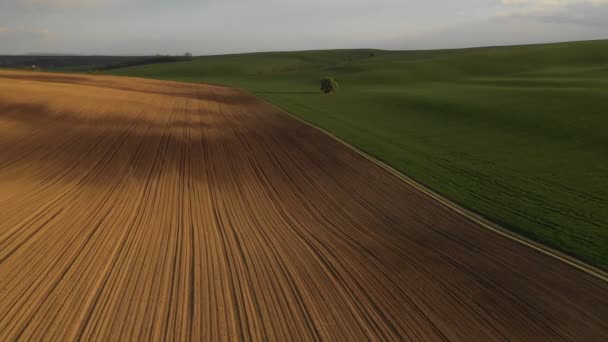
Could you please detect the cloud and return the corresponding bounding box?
[501,0,608,14]
[28,28,56,39]
[19,0,112,8]
[500,0,608,26]
[0,26,58,54]
[0,27,55,39]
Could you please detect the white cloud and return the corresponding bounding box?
[501,0,608,14]
[29,28,56,39]
[499,0,608,26]
[20,0,112,8]
[0,26,55,38]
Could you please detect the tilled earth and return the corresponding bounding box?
[0,70,606,341]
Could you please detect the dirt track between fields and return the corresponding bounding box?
[0,70,606,341]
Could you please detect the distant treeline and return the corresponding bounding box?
[0,55,193,71]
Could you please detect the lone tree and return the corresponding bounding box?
[320,77,338,94]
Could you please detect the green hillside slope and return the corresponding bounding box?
[104,40,608,269]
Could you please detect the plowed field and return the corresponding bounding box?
[0,71,606,341]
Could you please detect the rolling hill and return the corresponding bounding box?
[103,40,608,269]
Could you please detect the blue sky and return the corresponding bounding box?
[1,0,607,55]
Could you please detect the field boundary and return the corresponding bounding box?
[58,70,607,282]
[253,92,608,283]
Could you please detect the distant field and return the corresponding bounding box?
[103,40,608,269]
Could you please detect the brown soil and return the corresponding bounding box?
[0,70,606,341]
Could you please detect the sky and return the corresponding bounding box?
[1,0,608,55]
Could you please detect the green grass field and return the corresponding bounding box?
[104,40,608,269]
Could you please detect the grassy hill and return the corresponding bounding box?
[0,55,192,72]
[103,40,608,269]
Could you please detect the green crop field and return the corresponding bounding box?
[103,40,608,269]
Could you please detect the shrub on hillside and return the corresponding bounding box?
[320,77,338,94]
